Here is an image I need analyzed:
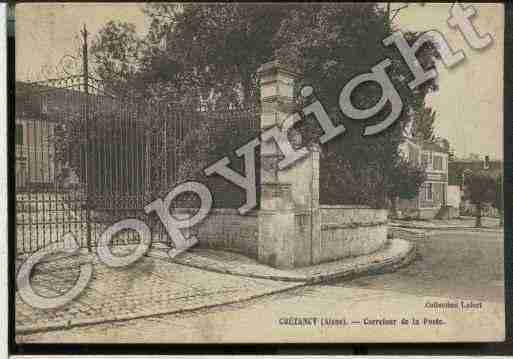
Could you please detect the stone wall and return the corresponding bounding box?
[318,206,388,262]
[169,60,390,269]
[171,208,258,258]
[253,60,390,268]
[418,208,439,219]
[170,204,388,268]
[394,207,440,220]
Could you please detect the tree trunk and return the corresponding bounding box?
[389,196,398,219]
[475,202,482,228]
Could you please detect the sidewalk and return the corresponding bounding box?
[149,237,415,284]
[15,246,303,335]
[17,238,415,335]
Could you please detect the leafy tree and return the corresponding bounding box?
[464,171,497,227]
[138,3,292,108]
[386,159,427,218]
[272,4,438,207]
[90,21,145,96]
[88,3,440,208]
[411,105,436,142]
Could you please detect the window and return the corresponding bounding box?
[433,183,442,202]
[159,36,167,51]
[409,146,419,165]
[433,155,443,171]
[15,124,23,145]
[41,96,48,114]
[421,153,429,168]
[407,144,419,164]
[426,183,433,201]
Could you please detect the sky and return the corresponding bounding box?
[394,3,503,160]
[15,3,504,159]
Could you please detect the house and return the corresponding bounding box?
[396,137,450,219]
[15,81,60,190]
[15,79,119,191]
[448,156,502,217]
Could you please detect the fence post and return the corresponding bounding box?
[81,24,93,252]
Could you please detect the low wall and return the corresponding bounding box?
[167,206,388,267]
[396,207,444,220]
[169,208,258,258]
[418,207,440,220]
[318,205,388,263]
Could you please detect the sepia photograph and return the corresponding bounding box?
[12,2,505,345]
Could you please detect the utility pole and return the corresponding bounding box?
[82,24,89,94]
[386,2,409,30]
[82,24,93,252]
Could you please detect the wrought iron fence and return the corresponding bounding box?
[15,76,260,255]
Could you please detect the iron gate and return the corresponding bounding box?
[15,76,260,255]
[14,76,143,254]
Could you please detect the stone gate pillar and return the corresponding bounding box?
[256,60,321,268]
[257,60,299,183]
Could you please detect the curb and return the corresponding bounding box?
[17,240,416,335]
[153,238,416,285]
[390,223,502,232]
[389,226,427,241]
[305,240,416,284]
[163,257,308,283]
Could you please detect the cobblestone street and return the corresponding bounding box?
[15,247,303,336]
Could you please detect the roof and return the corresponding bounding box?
[15,78,116,120]
[421,141,448,153]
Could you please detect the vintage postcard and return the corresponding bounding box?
[13,3,505,345]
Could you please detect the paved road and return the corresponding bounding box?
[340,230,504,302]
[17,230,504,343]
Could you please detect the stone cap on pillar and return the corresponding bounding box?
[257,60,302,104]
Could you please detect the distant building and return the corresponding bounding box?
[396,137,450,219]
[15,79,117,191]
[448,156,502,217]
[15,81,61,189]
